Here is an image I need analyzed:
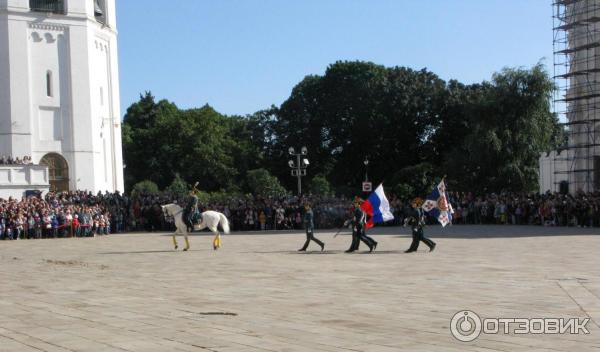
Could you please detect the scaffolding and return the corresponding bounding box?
[553,0,600,193]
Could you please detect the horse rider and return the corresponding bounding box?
[404,197,436,253]
[183,184,202,232]
[345,197,377,253]
[298,203,325,252]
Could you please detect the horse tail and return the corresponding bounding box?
[219,213,230,234]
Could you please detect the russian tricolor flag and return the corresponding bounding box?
[360,184,395,230]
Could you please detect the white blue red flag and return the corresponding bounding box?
[422,180,453,227]
[360,184,395,230]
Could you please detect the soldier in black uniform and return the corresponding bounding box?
[345,197,377,253]
[298,204,325,251]
[405,197,436,253]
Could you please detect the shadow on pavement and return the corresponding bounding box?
[389,225,600,239]
[98,249,209,255]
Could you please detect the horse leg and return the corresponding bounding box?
[172,233,178,250]
[183,231,190,251]
[212,233,219,250]
[211,227,221,250]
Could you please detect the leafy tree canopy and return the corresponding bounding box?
[122,62,561,196]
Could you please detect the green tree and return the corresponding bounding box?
[438,64,559,192]
[164,173,189,198]
[131,180,159,197]
[122,62,560,196]
[271,61,447,190]
[246,169,288,197]
[391,183,415,201]
[309,175,332,196]
[390,163,436,196]
[122,94,255,192]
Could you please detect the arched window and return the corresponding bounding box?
[39,153,69,192]
[94,0,107,25]
[46,70,53,97]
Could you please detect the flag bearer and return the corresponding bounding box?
[405,197,436,253]
[346,197,377,253]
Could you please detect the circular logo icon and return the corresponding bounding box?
[450,310,482,342]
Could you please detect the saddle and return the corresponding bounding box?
[183,208,202,226]
[191,209,202,224]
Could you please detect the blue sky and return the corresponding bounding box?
[116,0,554,117]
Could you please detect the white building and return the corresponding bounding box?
[548,0,600,194]
[0,0,123,193]
[539,150,568,194]
[0,164,50,198]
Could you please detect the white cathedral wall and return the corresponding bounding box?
[91,35,110,191]
[108,29,124,192]
[29,23,71,157]
[6,17,32,157]
[69,23,100,192]
[0,14,11,155]
[0,0,124,193]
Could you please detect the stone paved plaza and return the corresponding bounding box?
[1,226,599,351]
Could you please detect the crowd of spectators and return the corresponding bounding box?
[127,193,351,233]
[1,190,599,240]
[0,191,122,240]
[447,192,600,227]
[0,155,34,165]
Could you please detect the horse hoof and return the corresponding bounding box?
[174,246,178,250]
[183,248,189,251]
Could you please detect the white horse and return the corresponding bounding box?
[161,203,230,251]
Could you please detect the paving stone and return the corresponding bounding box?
[0,226,599,351]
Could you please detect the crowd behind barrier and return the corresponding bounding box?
[0,155,34,165]
[0,190,599,240]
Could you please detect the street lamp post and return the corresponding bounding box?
[362,157,372,193]
[288,146,309,196]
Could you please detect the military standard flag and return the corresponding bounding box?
[422,179,454,227]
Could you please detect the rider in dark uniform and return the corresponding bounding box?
[405,197,436,253]
[183,184,201,232]
[345,197,377,253]
[298,204,325,251]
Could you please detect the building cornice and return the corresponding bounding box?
[29,22,68,32]
[0,9,117,35]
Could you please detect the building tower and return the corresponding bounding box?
[0,0,124,192]
[552,0,600,193]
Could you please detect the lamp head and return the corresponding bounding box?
[288,147,295,155]
[301,146,308,155]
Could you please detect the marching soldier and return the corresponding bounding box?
[404,197,436,253]
[345,197,377,253]
[298,204,325,251]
